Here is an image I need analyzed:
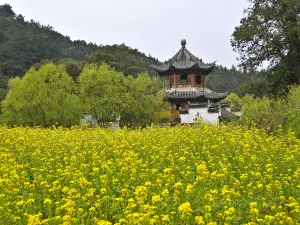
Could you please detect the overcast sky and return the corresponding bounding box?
[1,0,249,67]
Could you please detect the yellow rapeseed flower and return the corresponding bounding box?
[43,198,52,205]
[178,202,193,216]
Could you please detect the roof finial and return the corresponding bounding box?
[181,39,186,47]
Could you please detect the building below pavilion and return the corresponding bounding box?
[153,39,228,124]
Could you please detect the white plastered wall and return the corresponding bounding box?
[180,107,219,124]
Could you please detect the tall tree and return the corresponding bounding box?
[78,63,125,122]
[231,0,300,94]
[1,64,83,126]
[121,73,167,126]
[78,63,168,126]
[0,4,15,17]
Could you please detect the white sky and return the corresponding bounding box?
[1,0,249,67]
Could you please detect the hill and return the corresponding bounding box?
[0,4,261,96]
[0,4,97,86]
[0,4,160,87]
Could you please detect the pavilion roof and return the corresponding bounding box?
[153,39,215,75]
[165,88,228,101]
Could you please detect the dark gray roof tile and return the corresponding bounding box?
[166,88,227,101]
[153,39,215,74]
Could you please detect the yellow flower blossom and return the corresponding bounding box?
[178,202,193,216]
[97,220,112,225]
[161,189,169,197]
[43,198,52,205]
[151,195,161,204]
[195,216,205,224]
[28,214,42,225]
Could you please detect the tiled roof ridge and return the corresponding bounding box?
[153,39,215,74]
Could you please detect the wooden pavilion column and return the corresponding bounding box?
[173,74,177,88]
[189,73,195,87]
[201,75,206,88]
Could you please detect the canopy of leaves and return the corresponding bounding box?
[78,64,168,126]
[0,4,15,18]
[78,64,126,121]
[231,0,300,95]
[1,64,83,126]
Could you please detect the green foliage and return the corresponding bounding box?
[1,64,83,126]
[221,93,243,113]
[0,9,99,85]
[284,86,300,136]
[121,73,168,126]
[78,63,167,126]
[0,62,167,127]
[78,64,125,122]
[0,4,15,18]
[0,75,9,88]
[207,65,263,93]
[231,85,300,137]
[241,97,283,132]
[222,93,282,130]
[0,88,6,104]
[231,0,300,95]
[0,4,163,95]
[221,93,241,105]
[237,80,269,97]
[84,44,160,77]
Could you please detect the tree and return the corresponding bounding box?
[237,80,269,97]
[78,63,125,122]
[1,64,83,126]
[121,73,167,126]
[15,14,25,23]
[57,58,83,80]
[231,0,300,95]
[0,88,6,104]
[78,63,168,126]
[0,4,15,17]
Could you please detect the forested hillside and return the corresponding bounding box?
[207,65,263,94]
[0,4,160,86]
[0,4,96,87]
[0,3,260,95]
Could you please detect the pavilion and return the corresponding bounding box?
[153,39,228,123]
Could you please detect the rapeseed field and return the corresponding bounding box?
[0,125,300,224]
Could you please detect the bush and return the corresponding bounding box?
[237,85,300,137]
